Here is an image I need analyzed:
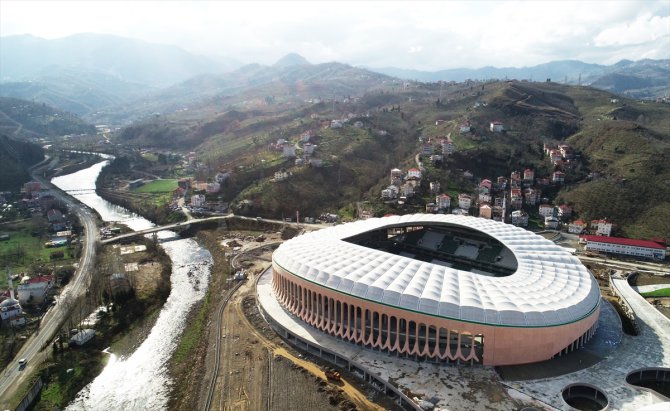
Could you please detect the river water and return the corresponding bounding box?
[51,158,212,410]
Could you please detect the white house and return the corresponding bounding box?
[538,204,554,217]
[407,168,422,179]
[303,143,316,155]
[591,219,613,236]
[458,193,472,210]
[282,143,296,158]
[459,123,471,133]
[0,298,22,321]
[436,194,451,210]
[17,275,54,305]
[511,210,529,227]
[545,216,560,229]
[568,220,587,234]
[490,121,504,132]
[191,194,206,208]
[381,185,399,200]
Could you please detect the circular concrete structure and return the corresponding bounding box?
[272,214,600,365]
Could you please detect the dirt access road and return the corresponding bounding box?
[197,238,394,411]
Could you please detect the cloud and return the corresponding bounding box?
[1,0,669,70]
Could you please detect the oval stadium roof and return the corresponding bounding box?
[273,214,600,328]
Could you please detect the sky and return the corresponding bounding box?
[1,0,669,70]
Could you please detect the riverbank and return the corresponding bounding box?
[17,237,172,410]
[168,230,232,409]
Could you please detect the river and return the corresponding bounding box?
[51,157,212,410]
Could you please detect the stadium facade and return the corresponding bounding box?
[272,214,600,366]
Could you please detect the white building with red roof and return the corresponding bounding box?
[407,168,422,179]
[490,121,504,132]
[436,194,451,210]
[591,219,613,236]
[17,275,54,305]
[580,235,666,260]
[458,193,472,210]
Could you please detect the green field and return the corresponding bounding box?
[133,179,178,193]
[641,288,670,298]
[0,220,75,285]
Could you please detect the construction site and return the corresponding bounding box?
[170,225,397,411]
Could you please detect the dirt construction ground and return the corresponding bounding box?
[195,230,397,411]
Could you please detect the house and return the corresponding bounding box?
[459,122,471,133]
[190,194,206,208]
[441,137,454,155]
[70,329,96,347]
[580,235,666,260]
[407,168,422,179]
[490,121,504,132]
[23,181,42,195]
[479,192,491,204]
[463,170,474,179]
[429,154,443,165]
[552,171,565,184]
[523,168,535,182]
[458,193,472,210]
[0,298,22,321]
[557,204,572,218]
[539,204,555,217]
[549,150,563,164]
[511,210,529,227]
[381,186,399,200]
[330,120,343,128]
[479,203,492,219]
[282,142,296,158]
[479,179,492,194]
[569,220,587,234]
[300,130,313,142]
[390,168,403,185]
[492,205,506,222]
[400,183,414,197]
[303,143,316,155]
[524,188,539,206]
[510,188,523,209]
[591,219,613,236]
[510,170,521,182]
[545,216,560,229]
[17,275,54,305]
[421,143,433,155]
[436,194,451,210]
[429,181,441,194]
[274,170,290,181]
[497,176,508,190]
[451,208,469,216]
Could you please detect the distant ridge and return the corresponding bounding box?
[274,53,311,67]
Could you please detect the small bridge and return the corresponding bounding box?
[100,216,229,244]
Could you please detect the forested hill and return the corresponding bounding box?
[0,97,96,139]
[0,135,44,191]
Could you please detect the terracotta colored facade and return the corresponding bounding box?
[272,265,600,366]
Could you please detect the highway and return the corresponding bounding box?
[0,168,100,408]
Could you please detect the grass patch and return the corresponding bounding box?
[641,288,670,298]
[133,179,178,193]
[172,292,210,365]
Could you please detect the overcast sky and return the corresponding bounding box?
[2,0,669,70]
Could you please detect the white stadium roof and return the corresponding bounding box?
[273,214,600,328]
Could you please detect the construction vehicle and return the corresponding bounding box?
[324,368,341,381]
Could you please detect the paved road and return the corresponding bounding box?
[0,168,99,408]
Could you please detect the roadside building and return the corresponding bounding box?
[17,275,54,305]
[580,235,666,260]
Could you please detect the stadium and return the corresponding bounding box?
[271,214,601,366]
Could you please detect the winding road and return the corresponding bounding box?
[0,166,100,408]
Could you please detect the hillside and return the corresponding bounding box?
[370,59,670,99]
[0,68,155,116]
[112,78,670,237]
[0,97,96,139]
[0,135,44,191]
[95,61,395,125]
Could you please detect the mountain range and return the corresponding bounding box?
[0,33,668,123]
